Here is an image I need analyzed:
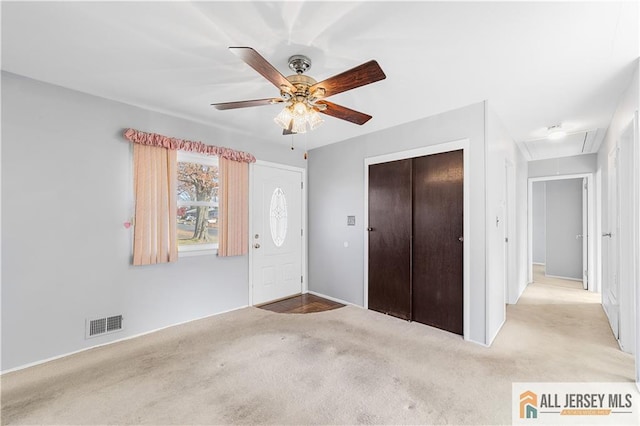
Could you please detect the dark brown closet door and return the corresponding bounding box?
[412,150,463,335]
[368,159,412,320]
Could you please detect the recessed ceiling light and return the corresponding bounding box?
[547,124,567,140]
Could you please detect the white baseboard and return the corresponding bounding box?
[509,280,529,305]
[465,335,489,347]
[544,273,582,282]
[306,290,359,308]
[468,318,507,348]
[1,305,249,375]
[486,318,506,347]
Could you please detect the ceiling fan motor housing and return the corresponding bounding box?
[282,74,326,110]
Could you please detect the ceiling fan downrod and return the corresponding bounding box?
[288,55,312,74]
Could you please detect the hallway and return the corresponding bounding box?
[493,264,634,383]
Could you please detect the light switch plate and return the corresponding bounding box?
[347,216,356,226]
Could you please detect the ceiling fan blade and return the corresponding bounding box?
[211,98,282,110]
[229,47,296,92]
[316,101,372,125]
[310,60,386,98]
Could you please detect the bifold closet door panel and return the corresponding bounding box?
[412,150,464,335]
[368,159,412,320]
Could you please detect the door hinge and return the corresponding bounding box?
[301,181,304,190]
[301,229,303,237]
[301,275,304,283]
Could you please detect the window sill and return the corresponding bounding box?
[178,248,218,258]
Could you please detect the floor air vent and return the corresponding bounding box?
[86,315,123,339]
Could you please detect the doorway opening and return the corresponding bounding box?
[527,173,595,292]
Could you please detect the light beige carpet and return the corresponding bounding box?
[1,271,634,425]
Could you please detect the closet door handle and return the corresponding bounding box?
[458,236,463,242]
[367,227,374,232]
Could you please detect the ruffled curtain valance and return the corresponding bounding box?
[123,128,256,163]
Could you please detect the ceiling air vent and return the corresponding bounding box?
[86,315,124,339]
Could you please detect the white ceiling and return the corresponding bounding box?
[2,1,638,157]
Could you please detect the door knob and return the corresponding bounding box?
[602,232,612,238]
[458,236,463,242]
[254,243,261,249]
[367,227,374,232]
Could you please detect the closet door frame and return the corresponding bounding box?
[363,139,471,340]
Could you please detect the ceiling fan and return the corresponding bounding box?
[211,47,386,135]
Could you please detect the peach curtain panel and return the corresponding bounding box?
[218,157,249,257]
[133,144,178,265]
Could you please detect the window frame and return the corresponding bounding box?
[176,151,219,257]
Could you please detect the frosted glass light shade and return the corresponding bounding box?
[307,109,324,130]
[274,107,293,129]
[292,115,307,133]
[274,101,323,133]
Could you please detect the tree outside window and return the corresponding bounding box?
[176,152,219,252]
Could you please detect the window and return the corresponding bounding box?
[176,151,219,255]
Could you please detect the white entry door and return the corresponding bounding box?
[251,162,304,305]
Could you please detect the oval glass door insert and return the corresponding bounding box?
[269,187,288,247]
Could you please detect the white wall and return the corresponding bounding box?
[597,61,639,356]
[528,154,597,178]
[308,102,488,344]
[1,71,306,371]
[532,182,546,264]
[545,179,584,280]
[485,102,529,343]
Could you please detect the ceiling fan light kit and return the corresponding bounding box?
[211,47,386,135]
[273,55,327,134]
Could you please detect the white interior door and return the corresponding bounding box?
[504,160,516,304]
[604,147,620,339]
[251,163,303,305]
[618,121,636,354]
[582,178,588,290]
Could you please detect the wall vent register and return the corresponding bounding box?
[86,315,123,339]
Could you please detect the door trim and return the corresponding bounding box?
[363,139,471,340]
[527,173,595,292]
[248,160,307,307]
